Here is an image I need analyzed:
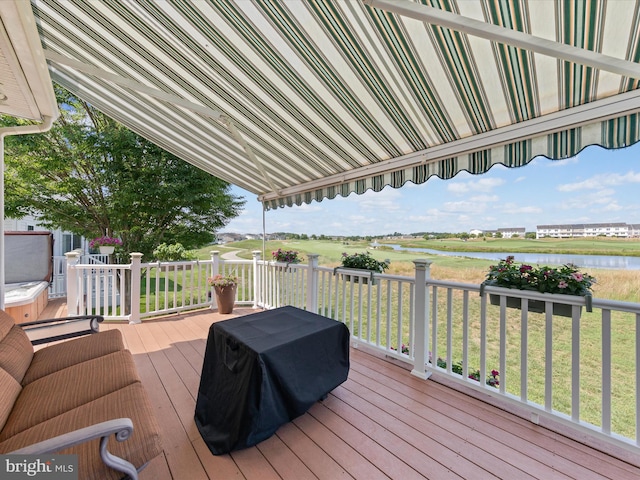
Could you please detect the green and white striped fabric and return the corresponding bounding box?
[30,0,640,209]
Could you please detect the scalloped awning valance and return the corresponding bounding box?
[27,0,640,209]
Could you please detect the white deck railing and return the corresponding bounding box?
[63,250,640,454]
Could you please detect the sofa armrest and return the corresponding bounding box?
[20,315,104,345]
[10,418,140,480]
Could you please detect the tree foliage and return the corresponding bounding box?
[2,86,244,259]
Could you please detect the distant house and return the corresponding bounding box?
[217,232,245,244]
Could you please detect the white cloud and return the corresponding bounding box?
[513,206,543,214]
[600,202,624,212]
[547,156,580,167]
[558,171,640,191]
[469,194,499,203]
[447,177,505,194]
[442,201,486,213]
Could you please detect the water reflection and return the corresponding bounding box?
[384,245,640,270]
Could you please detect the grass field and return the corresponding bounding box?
[198,237,640,302]
[193,237,640,439]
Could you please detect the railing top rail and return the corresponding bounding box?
[141,259,213,268]
[316,265,415,283]
[426,278,480,291]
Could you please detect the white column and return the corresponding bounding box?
[306,254,319,313]
[210,251,220,310]
[129,253,143,324]
[412,259,432,379]
[65,250,80,315]
[252,251,261,309]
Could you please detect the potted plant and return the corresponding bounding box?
[89,236,123,255]
[338,251,390,284]
[271,248,302,271]
[481,256,595,316]
[208,274,238,314]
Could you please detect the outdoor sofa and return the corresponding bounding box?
[0,308,163,479]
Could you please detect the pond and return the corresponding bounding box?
[383,245,640,270]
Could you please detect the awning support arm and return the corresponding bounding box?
[222,118,280,195]
[365,0,640,79]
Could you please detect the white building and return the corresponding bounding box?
[537,223,631,239]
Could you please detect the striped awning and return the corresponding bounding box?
[29,0,640,210]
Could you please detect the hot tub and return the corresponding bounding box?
[4,281,50,324]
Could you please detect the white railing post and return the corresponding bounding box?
[412,259,432,379]
[65,250,80,315]
[252,250,261,308]
[210,251,220,310]
[129,253,143,324]
[306,254,319,313]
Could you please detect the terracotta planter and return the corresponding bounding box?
[214,285,237,314]
[488,293,577,317]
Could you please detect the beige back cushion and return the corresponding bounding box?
[0,368,22,432]
[0,310,15,341]
[0,326,34,383]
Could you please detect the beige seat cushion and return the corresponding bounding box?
[0,326,34,383]
[0,369,22,432]
[0,350,140,441]
[0,383,163,480]
[23,329,124,385]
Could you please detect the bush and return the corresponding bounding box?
[153,243,197,261]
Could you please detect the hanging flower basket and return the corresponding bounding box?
[337,251,390,285]
[339,267,376,285]
[487,291,579,317]
[90,236,122,254]
[482,257,595,318]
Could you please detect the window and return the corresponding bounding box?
[62,233,82,253]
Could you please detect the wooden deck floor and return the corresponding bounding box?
[39,301,640,479]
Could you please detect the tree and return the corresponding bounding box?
[2,86,244,260]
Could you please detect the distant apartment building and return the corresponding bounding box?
[498,227,526,238]
[470,227,525,238]
[536,223,635,238]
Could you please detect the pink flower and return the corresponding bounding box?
[558,280,568,289]
[572,272,583,282]
[519,265,532,273]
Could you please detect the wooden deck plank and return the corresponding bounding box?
[352,350,639,479]
[40,307,640,479]
[255,433,317,480]
[120,323,209,480]
[293,412,390,480]
[192,437,244,480]
[347,359,588,479]
[306,401,426,480]
[274,421,351,480]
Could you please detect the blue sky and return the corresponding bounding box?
[224,143,640,236]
